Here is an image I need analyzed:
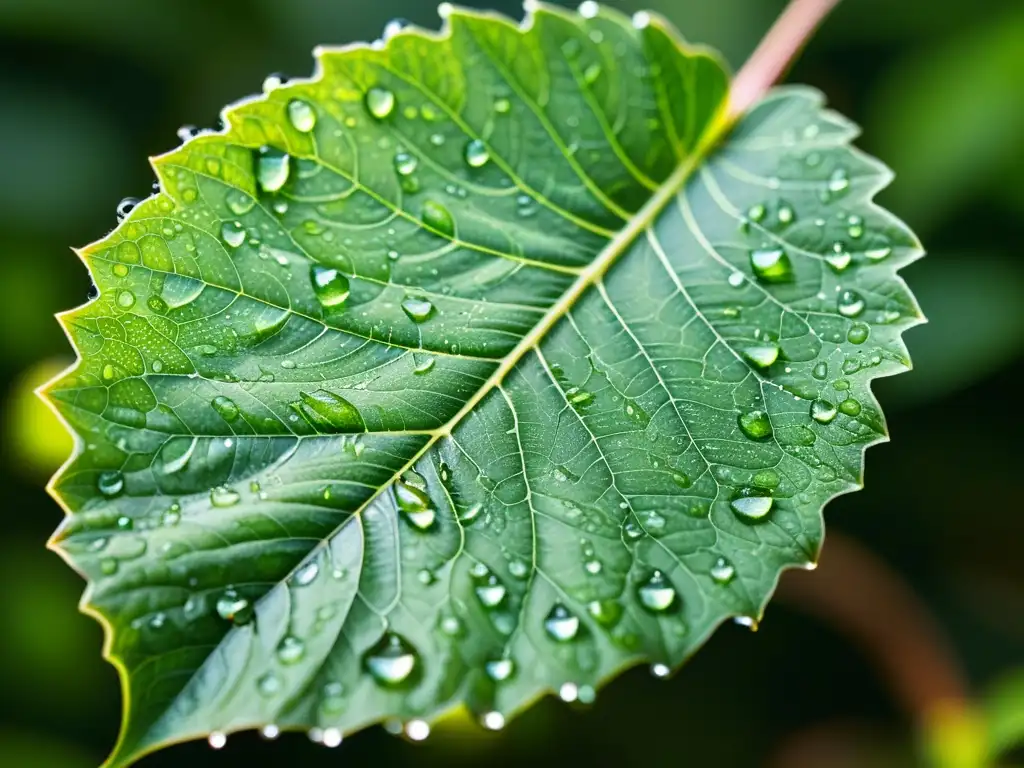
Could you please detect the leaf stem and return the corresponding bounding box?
[728,0,842,118]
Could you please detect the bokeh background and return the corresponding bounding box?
[1,0,1021,765]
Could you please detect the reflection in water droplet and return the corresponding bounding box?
[737,409,772,440]
[287,99,317,133]
[365,632,418,685]
[828,168,850,194]
[405,720,430,741]
[638,570,677,612]
[310,265,351,308]
[365,87,396,119]
[750,248,793,282]
[544,604,580,641]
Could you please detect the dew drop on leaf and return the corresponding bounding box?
[365,632,418,685]
[393,151,418,176]
[485,657,515,682]
[544,603,580,641]
[421,200,455,237]
[464,139,490,168]
[292,560,320,587]
[737,409,772,440]
[638,570,677,612]
[847,323,870,344]
[838,397,862,416]
[212,396,240,422]
[810,399,837,424]
[116,197,139,222]
[740,342,780,369]
[215,588,252,623]
[474,572,507,608]
[749,247,793,282]
[401,296,435,323]
[710,557,735,584]
[97,470,124,497]
[730,491,773,522]
[277,636,306,665]
[257,147,291,193]
[837,289,865,317]
[287,99,317,133]
[210,486,241,507]
[365,87,396,119]
[310,265,351,308]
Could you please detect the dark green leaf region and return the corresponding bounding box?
[43,2,922,765]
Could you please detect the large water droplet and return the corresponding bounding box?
[365,87,396,119]
[544,604,580,641]
[810,399,837,424]
[310,265,350,308]
[750,247,793,283]
[737,409,772,440]
[395,476,436,530]
[116,198,139,222]
[847,323,869,345]
[293,560,320,587]
[740,342,780,369]
[730,491,773,522]
[257,147,291,193]
[401,296,435,323]
[638,570,677,612]
[838,397,861,416]
[412,354,434,375]
[826,252,852,272]
[464,139,490,168]
[277,635,306,665]
[474,571,507,608]
[485,657,515,682]
[394,151,418,176]
[837,290,865,318]
[710,557,735,584]
[97,470,124,497]
[212,395,240,422]
[365,632,417,685]
[292,390,365,432]
[287,99,317,133]
[587,599,623,627]
[210,486,241,507]
[421,200,455,238]
[216,588,253,623]
[226,190,256,216]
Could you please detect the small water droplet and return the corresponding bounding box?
[287,99,317,133]
[485,657,515,682]
[838,397,861,416]
[210,486,240,507]
[212,395,240,422]
[412,354,435,375]
[208,731,227,750]
[727,270,745,288]
[638,570,677,612]
[258,672,282,697]
[865,246,892,262]
[394,151,418,176]
[310,265,351,308]
[366,87,396,119]
[826,252,852,272]
[100,558,118,575]
[747,203,766,222]
[117,290,136,309]
[277,635,306,664]
[215,588,252,623]
[544,604,580,641]
[777,204,795,225]
[464,139,490,168]
[395,475,436,530]
[828,168,850,194]
[750,248,793,283]
[837,290,865,318]
[293,560,320,587]
[586,599,623,627]
[737,409,772,440]
[482,711,505,730]
[226,190,255,216]
[710,557,735,584]
[365,632,417,685]
[97,470,124,497]
[474,572,507,608]
[812,362,829,379]
[847,323,869,344]
[740,342,780,369]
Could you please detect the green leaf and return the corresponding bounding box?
[44,4,922,765]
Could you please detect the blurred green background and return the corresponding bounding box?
[0,0,1021,765]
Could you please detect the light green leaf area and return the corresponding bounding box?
[45,4,922,765]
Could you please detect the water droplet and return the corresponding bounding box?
[847,323,869,344]
[837,290,865,318]
[287,99,317,133]
[710,557,735,584]
[215,588,253,623]
[395,476,436,530]
[672,472,691,489]
[365,87,396,119]
[421,200,454,238]
[412,354,435,375]
[292,389,365,431]
[747,203,766,222]
[638,570,677,612]
[750,248,793,282]
[226,190,255,216]
[584,559,602,575]
[210,486,240,507]
[865,246,892,262]
[485,657,515,682]
[100,558,118,575]
[322,728,343,747]
[544,604,580,641]
[310,265,350,308]
[277,635,306,664]
[212,395,240,422]
[494,96,511,113]
[737,409,772,440]
[474,572,507,608]
[826,252,852,272]
[777,204,795,225]
[117,290,136,309]
[116,197,139,221]
[740,342,780,369]
[482,711,505,730]
[293,560,320,587]
[651,663,670,678]
[812,362,829,379]
[208,731,227,750]
[727,270,746,288]
[257,147,290,193]
[730,492,773,522]
[365,632,417,685]
[838,397,861,416]
[401,296,435,323]
[586,599,623,627]
[258,672,282,697]
[810,399,837,424]
[405,720,430,741]
[393,151,418,177]
[828,168,850,194]
[97,470,124,497]
[464,139,490,168]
